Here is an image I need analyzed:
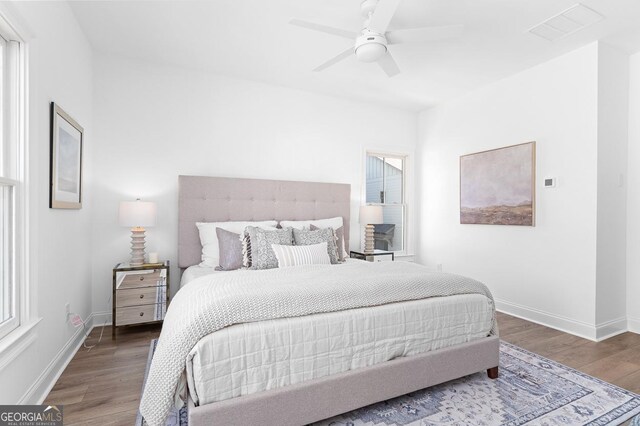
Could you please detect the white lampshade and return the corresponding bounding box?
[359,205,383,225]
[119,199,157,228]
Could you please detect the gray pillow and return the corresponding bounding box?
[244,226,294,270]
[310,224,345,262]
[293,228,339,264]
[215,228,243,271]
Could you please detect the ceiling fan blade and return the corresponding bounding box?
[368,0,401,34]
[313,47,354,72]
[289,18,358,40]
[377,52,400,77]
[386,24,464,45]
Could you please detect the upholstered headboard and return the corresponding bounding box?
[178,175,351,268]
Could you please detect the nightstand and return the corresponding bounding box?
[350,250,395,262]
[112,261,170,339]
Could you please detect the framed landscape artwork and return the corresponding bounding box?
[460,141,535,226]
[50,102,84,209]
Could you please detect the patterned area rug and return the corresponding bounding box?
[136,339,640,426]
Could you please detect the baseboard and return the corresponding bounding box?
[17,312,107,404]
[496,299,633,342]
[495,299,599,341]
[91,310,113,327]
[628,316,640,334]
[595,317,628,341]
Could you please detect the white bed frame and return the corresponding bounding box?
[177,175,499,426]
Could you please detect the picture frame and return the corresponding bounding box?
[50,102,83,209]
[460,141,536,226]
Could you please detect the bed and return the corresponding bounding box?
[140,176,499,426]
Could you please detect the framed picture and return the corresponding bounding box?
[460,141,535,226]
[50,103,83,209]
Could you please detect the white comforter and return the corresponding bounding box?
[140,261,497,426]
[186,293,494,406]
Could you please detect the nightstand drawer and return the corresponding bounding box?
[120,271,162,289]
[116,303,166,326]
[116,286,163,307]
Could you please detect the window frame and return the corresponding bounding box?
[0,12,27,343]
[0,180,18,340]
[364,151,408,254]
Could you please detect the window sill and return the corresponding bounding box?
[0,317,42,371]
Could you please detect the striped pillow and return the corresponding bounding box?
[272,242,331,268]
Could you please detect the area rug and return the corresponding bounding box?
[136,339,640,426]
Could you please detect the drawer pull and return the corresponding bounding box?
[139,294,144,299]
[139,276,144,281]
[139,312,144,317]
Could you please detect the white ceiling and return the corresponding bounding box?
[68,0,640,111]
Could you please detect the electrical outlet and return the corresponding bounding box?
[65,303,70,318]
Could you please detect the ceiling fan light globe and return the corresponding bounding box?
[356,43,387,62]
[355,33,388,63]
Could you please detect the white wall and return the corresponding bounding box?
[595,44,629,334]
[0,2,93,404]
[627,52,640,333]
[417,43,603,339]
[90,53,417,313]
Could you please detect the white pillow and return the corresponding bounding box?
[196,221,277,267]
[279,217,343,231]
[279,217,346,258]
[272,242,331,268]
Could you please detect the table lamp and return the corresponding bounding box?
[359,205,383,254]
[119,199,157,266]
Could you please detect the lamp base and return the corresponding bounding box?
[364,224,375,254]
[129,227,146,266]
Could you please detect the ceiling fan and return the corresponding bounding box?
[290,0,463,78]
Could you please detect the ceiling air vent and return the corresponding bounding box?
[528,3,604,42]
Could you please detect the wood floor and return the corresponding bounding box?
[44,324,162,425]
[44,312,640,425]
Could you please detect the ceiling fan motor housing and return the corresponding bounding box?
[355,31,388,62]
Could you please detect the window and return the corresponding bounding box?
[0,30,23,341]
[365,153,406,253]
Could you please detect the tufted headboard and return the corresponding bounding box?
[178,175,351,268]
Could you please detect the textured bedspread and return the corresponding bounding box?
[139,261,497,426]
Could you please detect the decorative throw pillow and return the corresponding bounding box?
[196,220,277,267]
[272,242,331,268]
[280,217,347,259]
[310,224,345,262]
[292,228,339,264]
[244,226,294,270]
[215,228,243,271]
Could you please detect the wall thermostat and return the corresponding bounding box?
[544,177,556,188]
